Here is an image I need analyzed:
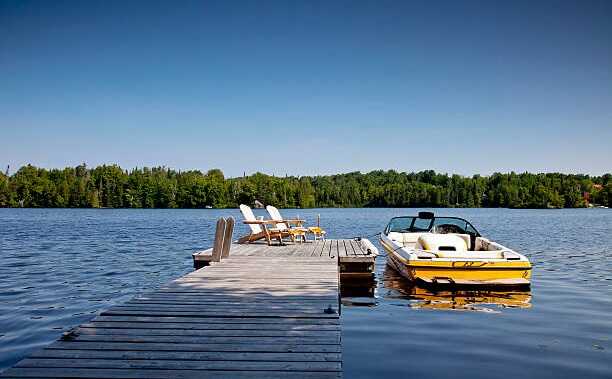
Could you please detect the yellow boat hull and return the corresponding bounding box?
[381,238,531,286]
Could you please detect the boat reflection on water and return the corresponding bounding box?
[381,265,532,311]
[340,266,532,311]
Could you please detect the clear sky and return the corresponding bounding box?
[1,0,611,177]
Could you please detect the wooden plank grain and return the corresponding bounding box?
[30,349,342,362]
[220,217,235,259]
[130,296,339,303]
[125,299,337,306]
[82,322,340,331]
[100,310,339,319]
[107,304,336,312]
[15,358,342,372]
[91,316,340,325]
[211,218,226,263]
[75,327,341,338]
[1,367,342,379]
[58,335,340,345]
[45,341,342,353]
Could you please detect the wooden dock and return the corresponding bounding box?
[194,239,378,280]
[2,237,378,378]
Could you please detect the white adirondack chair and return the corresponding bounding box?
[266,205,312,243]
[238,204,284,245]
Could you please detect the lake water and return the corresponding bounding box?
[0,208,610,377]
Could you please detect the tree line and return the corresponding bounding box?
[0,164,610,209]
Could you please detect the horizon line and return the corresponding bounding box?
[3,162,610,179]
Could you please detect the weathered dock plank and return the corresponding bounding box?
[44,340,342,353]
[1,368,341,379]
[91,315,340,324]
[29,349,342,362]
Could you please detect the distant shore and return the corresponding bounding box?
[1,164,610,209]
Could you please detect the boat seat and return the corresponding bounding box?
[452,234,471,250]
[387,232,427,246]
[416,234,508,258]
[416,234,468,253]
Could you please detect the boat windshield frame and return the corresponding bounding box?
[384,216,481,237]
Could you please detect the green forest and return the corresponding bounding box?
[0,164,610,209]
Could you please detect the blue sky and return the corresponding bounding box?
[1,0,611,177]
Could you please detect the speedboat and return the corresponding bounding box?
[380,212,531,287]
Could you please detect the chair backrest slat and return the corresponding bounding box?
[266,205,288,231]
[240,204,262,234]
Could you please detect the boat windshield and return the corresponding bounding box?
[386,216,480,236]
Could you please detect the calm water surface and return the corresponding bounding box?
[0,208,611,377]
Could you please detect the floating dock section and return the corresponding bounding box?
[194,238,378,280]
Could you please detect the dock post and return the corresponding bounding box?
[221,216,234,259]
[211,217,227,262]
